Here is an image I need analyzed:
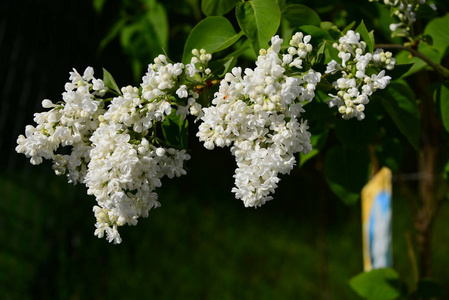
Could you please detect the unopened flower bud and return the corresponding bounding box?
[156,148,166,157]
[42,99,55,108]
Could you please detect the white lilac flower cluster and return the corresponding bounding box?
[17,29,398,242]
[16,67,106,184]
[17,51,212,243]
[369,0,427,37]
[197,33,320,208]
[87,122,190,244]
[325,30,395,120]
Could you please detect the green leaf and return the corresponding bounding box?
[374,2,402,44]
[119,23,140,51]
[298,25,332,47]
[320,21,341,40]
[201,0,238,16]
[349,268,401,300]
[416,4,438,19]
[282,4,321,27]
[424,13,449,61]
[386,63,414,79]
[355,20,374,53]
[316,77,333,91]
[236,0,281,54]
[112,0,170,81]
[324,39,340,63]
[299,130,328,166]
[144,0,169,49]
[376,82,420,150]
[161,110,189,149]
[419,34,433,46]
[303,95,335,118]
[342,21,356,34]
[93,0,106,13]
[119,20,162,81]
[324,145,371,205]
[334,113,377,146]
[98,18,127,53]
[434,81,449,133]
[394,41,441,76]
[183,16,243,64]
[102,68,121,96]
[314,41,327,65]
[208,56,238,77]
[299,99,332,166]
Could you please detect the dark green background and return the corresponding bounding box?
[1,0,449,299]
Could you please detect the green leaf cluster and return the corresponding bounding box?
[350,268,401,300]
[94,0,449,208]
[77,0,449,296]
[350,268,446,299]
[162,110,189,149]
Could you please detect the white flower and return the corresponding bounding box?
[16,67,105,183]
[371,0,425,37]
[325,60,341,74]
[18,54,206,243]
[86,123,190,243]
[325,31,395,120]
[389,23,402,32]
[156,148,166,157]
[42,99,57,108]
[176,85,188,98]
[198,33,316,207]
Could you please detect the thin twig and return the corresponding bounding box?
[375,43,449,79]
[405,231,419,284]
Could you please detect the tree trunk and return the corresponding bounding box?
[416,75,442,278]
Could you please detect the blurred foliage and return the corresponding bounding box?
[3,0,449,299]
[94,0,203,82]
[0,164,356,299]
[2,161,448,299]
[89,0,449,297]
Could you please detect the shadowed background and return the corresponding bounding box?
[1,0,449,299]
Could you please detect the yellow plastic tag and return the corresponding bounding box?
[361,167,393,271]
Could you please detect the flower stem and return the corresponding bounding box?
[375,43,449,79]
